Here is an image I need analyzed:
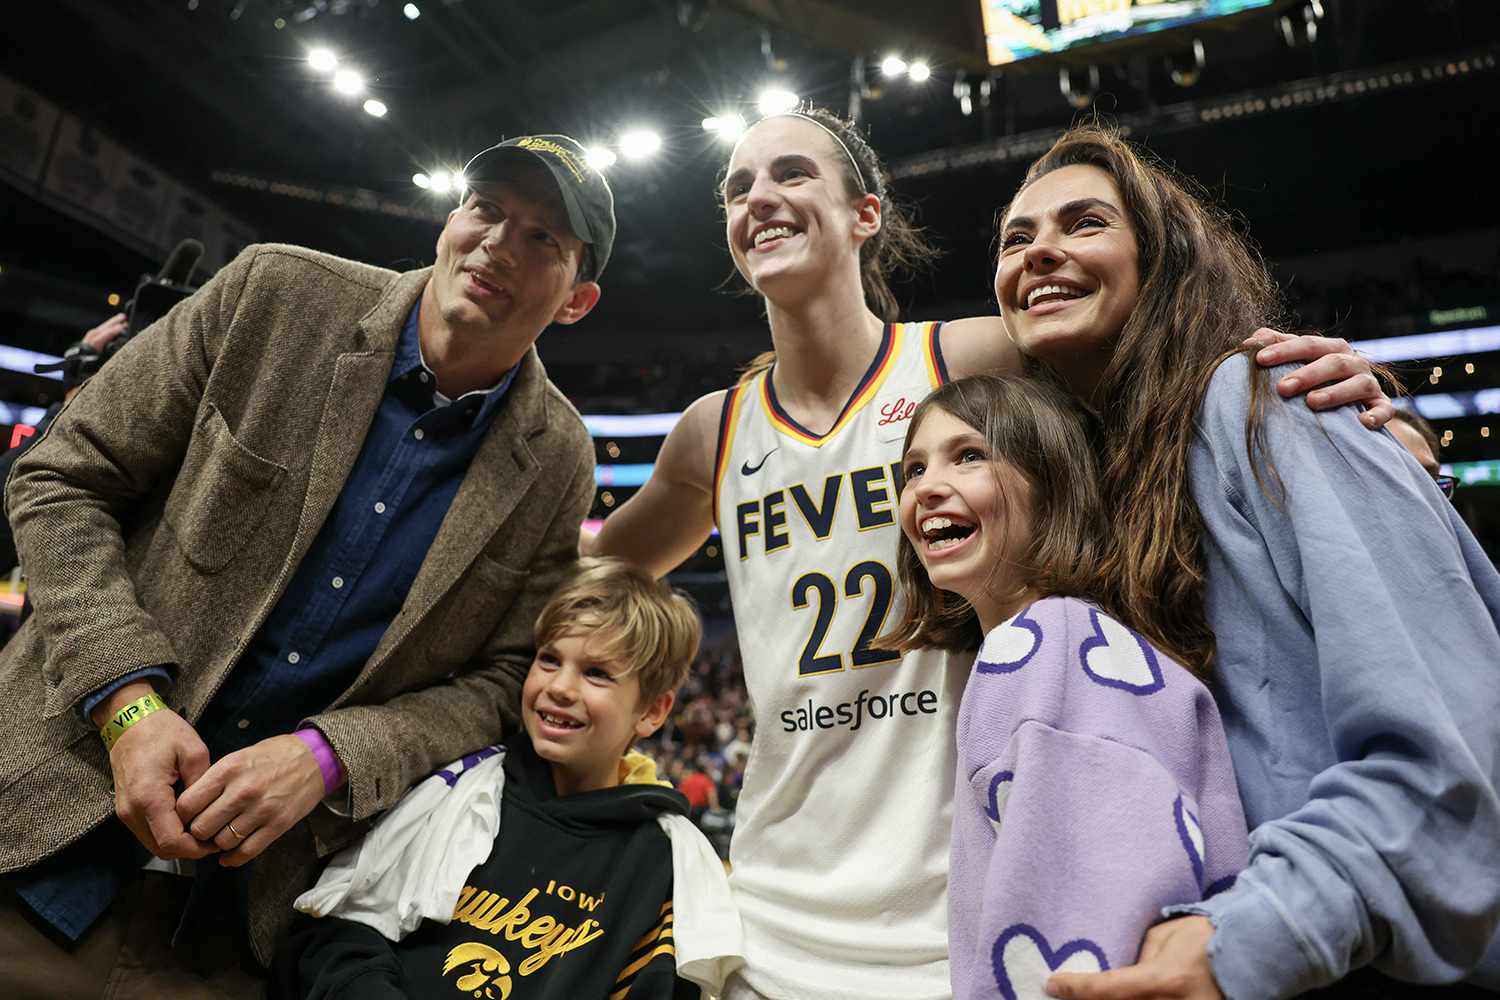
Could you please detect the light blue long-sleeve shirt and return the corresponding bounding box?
[1179,353,1500,998]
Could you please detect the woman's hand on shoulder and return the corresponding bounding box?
[1245,328,1394,429]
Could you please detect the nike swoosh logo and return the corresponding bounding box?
[741,448,778,476]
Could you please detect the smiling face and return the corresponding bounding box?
[899,407,1036,632]
[429,163,600,354]
[521,624,674,796]
[721,116,879,305]
[995,164,1142,401]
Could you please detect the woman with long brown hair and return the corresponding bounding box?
[989,127,1500,999]
[586,107,1393,1000]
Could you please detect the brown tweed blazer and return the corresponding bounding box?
[0,243,595,962]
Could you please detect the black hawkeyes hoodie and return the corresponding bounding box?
[272,736,699,999]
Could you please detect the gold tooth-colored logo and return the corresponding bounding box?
[516,137,585,184]
[443,942,513,998]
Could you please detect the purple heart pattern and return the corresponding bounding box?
[1078,608,1165,695]
[986,770,1014,832]
[1205,873,1238,899]
[992,923,1109,1000]
[1174,794,1206,888]
[977,605,1043,675]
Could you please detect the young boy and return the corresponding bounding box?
[273,558,738,999]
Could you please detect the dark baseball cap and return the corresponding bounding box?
[462,134,615,282]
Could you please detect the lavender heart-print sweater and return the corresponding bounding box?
[948,595,1249,1000]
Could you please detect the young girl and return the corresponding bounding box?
[884,373,1250,1000]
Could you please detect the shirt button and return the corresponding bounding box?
[287,651,301,664]
[419,371,430,383]
[373,502,386,514]
[237,719,250,730]
[413,429,425,441]
[331,576,344,589]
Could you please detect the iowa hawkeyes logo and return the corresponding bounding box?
[442,942,513,999]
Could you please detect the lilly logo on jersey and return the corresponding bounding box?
[877,395,918,427]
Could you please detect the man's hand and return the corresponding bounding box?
[1047,916,1222,1000]
[1245,329,1394,429]
[65,313,132,401]
[82,313,129,352]
[96,681,218,860]
[176,733,326,867]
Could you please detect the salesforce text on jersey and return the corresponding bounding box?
[780,687,939,733]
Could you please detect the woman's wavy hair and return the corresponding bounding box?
[999,125,1284,677]
[720,105,940,382]
[879,373,1121,653]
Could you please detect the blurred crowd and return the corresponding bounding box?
[1282,252,1499,339]
[639,622,753,859]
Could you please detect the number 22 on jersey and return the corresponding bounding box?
[792,560,901,676]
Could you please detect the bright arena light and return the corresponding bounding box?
[756,87,799,116]
[412,172,431,189]
[308,48,338,73]
[332,69,365,96]
[362,98,387,117]
[618,129,662,161]
[429,170,453,194]
[403,3,420,19]
[586,146,618,170]
[703,112,747,140]
[908,61,932,82]
[881,55,909,78]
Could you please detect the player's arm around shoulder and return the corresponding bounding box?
[585,389,724,578]
[937,316,1023,380]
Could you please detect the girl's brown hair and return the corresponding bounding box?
[880,373,1124,653]
[1000,125,1284,677]
[723,106,941,382]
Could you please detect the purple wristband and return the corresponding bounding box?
[294,728,348,796]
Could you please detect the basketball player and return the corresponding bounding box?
[584,108,1392,1000]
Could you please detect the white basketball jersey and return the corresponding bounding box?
[715,322,970,1000]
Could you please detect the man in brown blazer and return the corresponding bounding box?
[0,134,610,996]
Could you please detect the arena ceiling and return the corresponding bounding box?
[3,0,1499,345]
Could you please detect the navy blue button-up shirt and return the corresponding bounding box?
[196,304,515,750]
[19,298,517,939]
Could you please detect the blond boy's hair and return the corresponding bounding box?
[533,557,702,705]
